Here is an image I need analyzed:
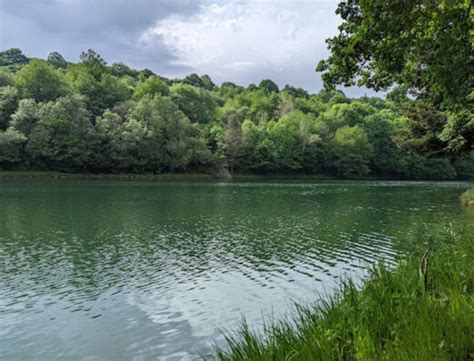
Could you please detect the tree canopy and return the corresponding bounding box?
[316,0,472,153]
[0,47,471,180]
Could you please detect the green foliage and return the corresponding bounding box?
[66,63,131,117]
[170,83,217,124]
[220,107,245,174]
[269,111,321,171]
[317,0,472,153]
[110,62,139,78]
[460,188,474,205]
[10,99,39,136]
[0,86,19,129]
[79,49,107,76]
[0,128,26,167]
[332,125,373,177]
[94,96,211,173]
[228,88,279,123]
[15,60,67,102]
[259,79,279,94]
[0,48,29,66]
[47,52,68,69]
[134,76,169,99]
[453,151,474,180]
[214,228,474,360]
[26,95,96,170]
[220,82,243,101]
[0,48,470,179]
[0,48,29,72]
[183,73,215,90]
[282,85,308,99]
[0,70,14,87]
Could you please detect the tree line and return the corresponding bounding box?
[0,48,472,179]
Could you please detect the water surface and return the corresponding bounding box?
[0,180,471,360]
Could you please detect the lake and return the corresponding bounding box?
[0,179,472,360]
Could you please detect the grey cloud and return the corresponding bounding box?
[0,0,381,96]
[0,0,203,70]
[2,0,200,35]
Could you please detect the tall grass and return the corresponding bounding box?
[461,188,474,206]
[213,226,474,360]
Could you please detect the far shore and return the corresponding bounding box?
[0,170,473,182]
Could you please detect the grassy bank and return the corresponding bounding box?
[214,226,474,360]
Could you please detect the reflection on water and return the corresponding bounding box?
[0,180,471,360]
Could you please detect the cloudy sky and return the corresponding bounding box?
[0,0,375,96]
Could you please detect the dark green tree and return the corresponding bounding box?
[0,128,26,168]
[259,79,279,94]
[47,52,68,69]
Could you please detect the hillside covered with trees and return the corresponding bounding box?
[0,48,472,179]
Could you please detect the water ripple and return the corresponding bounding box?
[0,179,471,360]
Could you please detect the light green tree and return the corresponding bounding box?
[15,59,67,102]
[134,76,169,100]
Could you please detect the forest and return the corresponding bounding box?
[0,47,472,179]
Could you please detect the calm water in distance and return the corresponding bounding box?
[0,179,472,360]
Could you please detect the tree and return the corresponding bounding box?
[15,60,67,102]
[317,0,472,152]
[229,88,279,123]
[259,79,279,94]
[94,109,128,171]
[362,110,404,176]
[26,95,96,170]
[66,64,131,118]
[0,86,19,129]
[10,99,39,136]
[170,83,217,124]
[0,48,28,71]
[269,111,321,171]
[394,102,447,154]
[110,63,139,78]
[221,107,245,174]
[134,76,169,99]
[0,70,14,87]
[240,119,275,172]
[78,49,107,82]
[220,82,243,101]
[282,85,309,99]
[121,96,210,172]
[318,102,376,131]
[332,125,373,177]
[47,52,68,69]
[0,128,26,168]
[80,49,106,67]
[183,73,215,90]
[201,75,216,90]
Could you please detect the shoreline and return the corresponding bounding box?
[0,170,472,182]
